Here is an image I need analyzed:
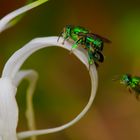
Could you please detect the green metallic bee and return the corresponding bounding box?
[57,25,110,65]
[119,74,140,99]
[58,25,110,51]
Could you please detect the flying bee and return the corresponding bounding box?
[115,74,140,100]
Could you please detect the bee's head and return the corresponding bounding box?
[120,74,131,86]
[62,25,73,39]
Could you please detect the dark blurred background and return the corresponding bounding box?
[1,0,140,140]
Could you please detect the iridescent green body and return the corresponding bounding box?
[70,26,89,41]
[86,33,111,52]
[58,25,110,66]
[120,74,140,99]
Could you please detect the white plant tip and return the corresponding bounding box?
[1,36,98,139]
[0,0,49,33]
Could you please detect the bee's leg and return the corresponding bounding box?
[136,93,140,101]
[62,36,70,45]
[88,43,96,51]
[57,31,63,42]
[62,39,66,45]
[135,88,140,100]
[57,31,68,45]
[87,51,93,70]
[89,50,100,68]
[72,38,83,49]
[70,38,83,54]
[70,44,77,54]
[127,87,132,94]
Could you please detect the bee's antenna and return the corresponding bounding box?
[112,75,121,81]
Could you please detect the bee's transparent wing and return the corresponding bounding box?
[87,33,111,43]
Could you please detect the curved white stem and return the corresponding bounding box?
[0,0,49,33]
[2,37,98,139]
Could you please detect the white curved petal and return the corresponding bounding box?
[18,64,97,139]
[2,37,88,79]
[14,70,38,87]
[0,78,18,140]
[2,36,98,139]
[0,0,48,33]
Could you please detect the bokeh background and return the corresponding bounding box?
[1,0,140,140]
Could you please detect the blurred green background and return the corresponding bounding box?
[1,0,140,140]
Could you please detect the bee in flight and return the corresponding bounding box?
[57,25,111,66]
[117,74,140,100]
